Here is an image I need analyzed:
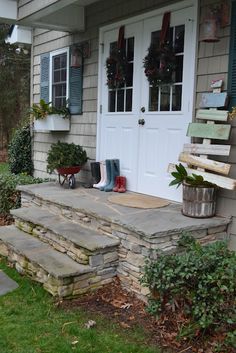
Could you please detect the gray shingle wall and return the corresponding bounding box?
[30,0,236,248]
[198,1,236,248]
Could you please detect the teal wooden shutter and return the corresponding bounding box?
[229,1,236,108]
[40,53,50,103]
[69,47,83,115]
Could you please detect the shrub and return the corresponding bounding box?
[47,141,88,174]
[0,173,45,215]
[141,235,236,344]
[8,123,33,175]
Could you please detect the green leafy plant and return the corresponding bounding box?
[8,123,33,175]
[0,173,45,215]
[30,99,70,120]
[169,163,216,188]
[46,141,88,174]
[141,235,236,347]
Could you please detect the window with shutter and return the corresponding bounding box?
[228,1,236,108]
[40,46,83,115]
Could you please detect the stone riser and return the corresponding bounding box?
[14,218,119,270]
[0,239,116,298]
[21,191,230,299]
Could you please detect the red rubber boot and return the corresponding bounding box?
[113,176,120,192]
[118,176,126,193]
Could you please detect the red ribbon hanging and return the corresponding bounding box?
[160,12,171,47]
[117,25,125,50]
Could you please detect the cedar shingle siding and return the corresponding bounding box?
[29,0,236,248]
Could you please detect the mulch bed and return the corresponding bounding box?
[0,214,13,227]
[60,279,234,353]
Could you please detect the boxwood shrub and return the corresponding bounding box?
[141,234,236,348]
[0,173,45,215]
[8,123,33,175]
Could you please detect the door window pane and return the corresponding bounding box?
[172,85,182,111]
[174,55,183,83]
[117,90,124,111]
[109,91,116,112]
[160,86,170,111]
[149,87,159,111]
[126,89,132,112]
[174,25,185,53]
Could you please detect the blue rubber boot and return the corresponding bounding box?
[100,159,111,191]
[104,159,120,192]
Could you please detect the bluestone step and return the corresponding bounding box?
[11,207,120,266]
[0,225,107,297]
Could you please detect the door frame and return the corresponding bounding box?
[96,0,199,165]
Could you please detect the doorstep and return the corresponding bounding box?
[18,182,231,241]
[13,182,232,298]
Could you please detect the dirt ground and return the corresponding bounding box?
[60,279,234,353]
[0,215,13,227]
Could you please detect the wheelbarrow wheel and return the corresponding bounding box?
[69,175,76,189]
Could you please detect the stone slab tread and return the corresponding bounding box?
[11,207,120,251]
[0,225,93,279]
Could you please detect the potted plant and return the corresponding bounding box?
[169,163,218,218]
[30,99,70,131]
[46,141,88,188]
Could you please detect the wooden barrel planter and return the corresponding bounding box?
[182,182,217,218]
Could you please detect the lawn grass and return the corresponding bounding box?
[0,258,162,353]
[0,162,9,174]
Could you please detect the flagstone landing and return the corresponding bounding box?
[0,182,231,299]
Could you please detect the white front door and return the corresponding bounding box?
[98,3,197,201]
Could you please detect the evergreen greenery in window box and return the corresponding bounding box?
[30,99,70,131]
[170,163,218,218]
[46,141,88,174]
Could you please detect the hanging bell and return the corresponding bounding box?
[201,12,220,42]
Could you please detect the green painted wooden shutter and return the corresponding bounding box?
[69,47,83,115]
[40,53,50,103]
[229,1,236,108]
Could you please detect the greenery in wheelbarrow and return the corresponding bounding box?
[46,141,88,174]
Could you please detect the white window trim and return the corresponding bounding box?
[49,47,69,105]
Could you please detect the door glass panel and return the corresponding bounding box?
[172,85,182,111]
[174,25,185,53]
[126,89,133,111]
[148,25,185,112]
[109,91,116,112]
[149,87,159,111]
[127,37,134,61]
[117,90,125,111]
[160,86,170,111]
[108,37,134,112]
[174,55,183,83]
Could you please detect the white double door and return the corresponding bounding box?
[98,4,196,201]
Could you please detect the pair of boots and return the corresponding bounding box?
[113,176,126,193]
[93,159,120,192]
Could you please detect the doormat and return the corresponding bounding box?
[108,193,170,209]
[0,270,18,296]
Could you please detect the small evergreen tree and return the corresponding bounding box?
[0,24,30,149]
[8,122,33,175]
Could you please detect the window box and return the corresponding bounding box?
[34,114,70,131]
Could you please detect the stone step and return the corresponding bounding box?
[11,207,120,267]
[0,225,105,297]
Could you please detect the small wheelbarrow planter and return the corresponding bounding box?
[57,166,82,189]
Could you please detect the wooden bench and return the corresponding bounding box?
[168,108,236,190]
